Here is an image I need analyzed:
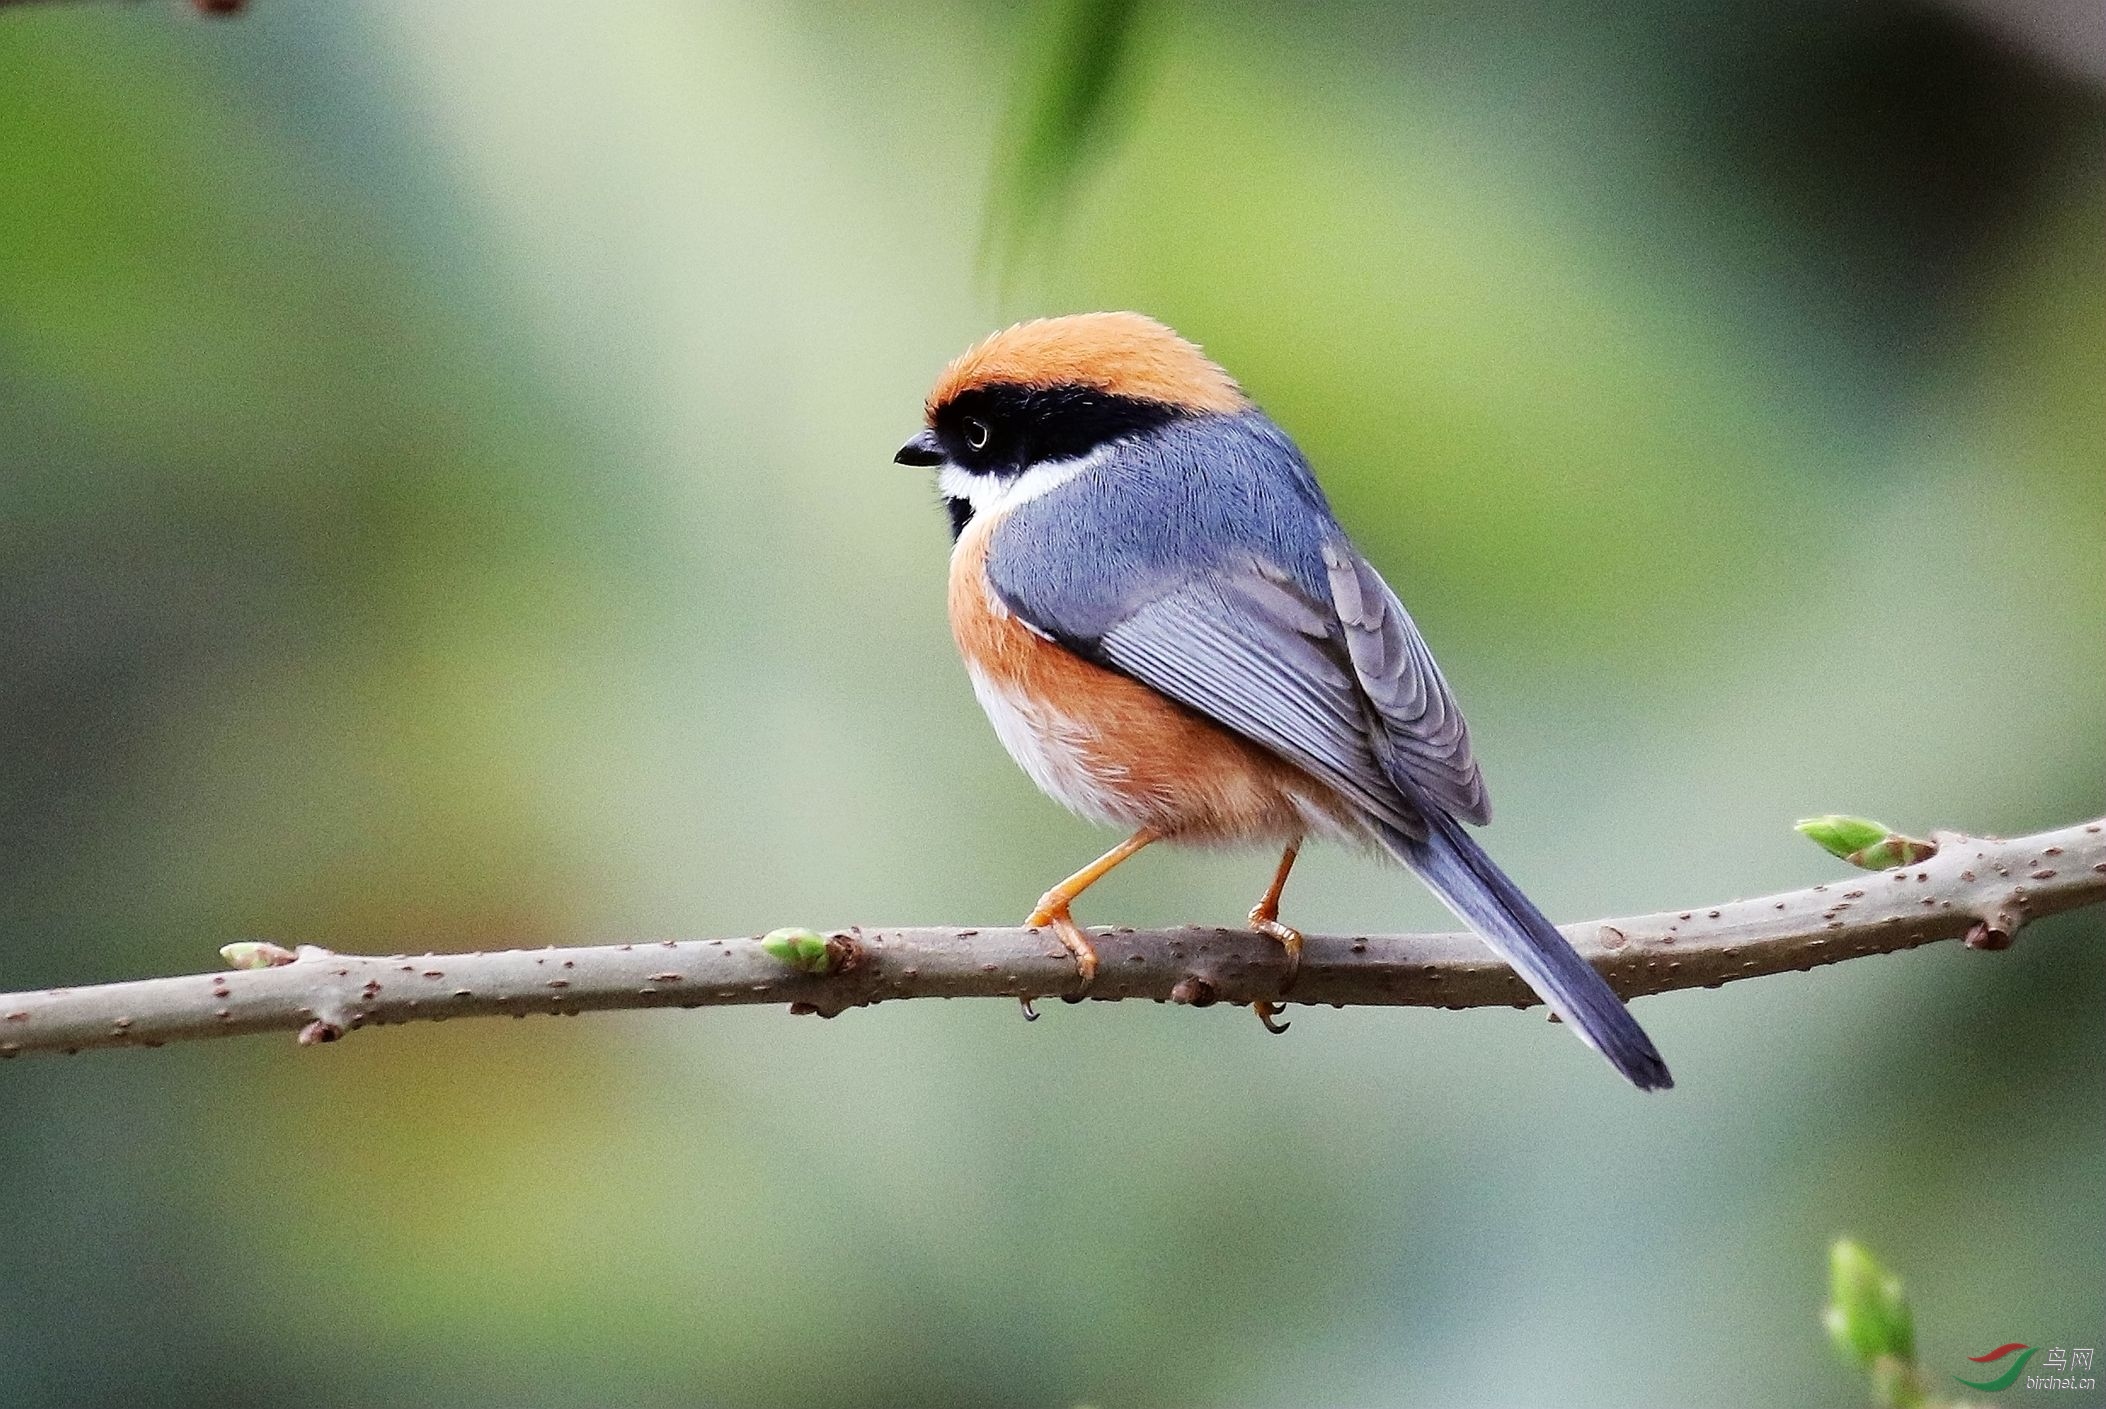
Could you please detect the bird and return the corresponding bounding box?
[893,311,1671,1090]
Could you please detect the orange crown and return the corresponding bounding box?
[926,312,1247,418]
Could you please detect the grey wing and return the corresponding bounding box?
[1322,540,1490,824]
[983,410,1487,831]
[1091,559,1429,836]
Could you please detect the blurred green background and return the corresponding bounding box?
[1,1,2101,1405]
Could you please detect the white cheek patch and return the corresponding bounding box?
[939,445,1108,520]
[936,463,983,509]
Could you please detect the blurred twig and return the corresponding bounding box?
[0,0,244,12]
[983,0,1156,281]
[1828,1238,1928,1409]
[0,818,2099,1062]
[1826,1239,1989,1409]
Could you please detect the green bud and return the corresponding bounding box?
[1795,817,1938,870]
[1797,815,1888,860]
[1825,1239,1915,1370]
[760,928,835,975]
[219,941,297,970]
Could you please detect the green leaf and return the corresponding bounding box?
[759,928,835,975]
[1825,1239,1916,1371]
[984,0,1156,276]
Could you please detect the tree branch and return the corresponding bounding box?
[2,819,2099,1060]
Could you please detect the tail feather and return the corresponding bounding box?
[1379,812,1673,1091]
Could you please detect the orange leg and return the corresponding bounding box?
[1022,827,1161,1015]
[1247,840,1304,1034]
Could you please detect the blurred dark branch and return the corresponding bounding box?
[1,819,2099,1061]
[0,0,242,12]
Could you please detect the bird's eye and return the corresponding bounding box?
[963,417,991,452]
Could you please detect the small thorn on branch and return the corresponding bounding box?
[1169,976,1217,1007]
[1964,920,2015,951]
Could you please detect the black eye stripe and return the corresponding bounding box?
[936,383,1185,470]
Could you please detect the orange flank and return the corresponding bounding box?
[946,512,1343,845]
[927,312,1248,418]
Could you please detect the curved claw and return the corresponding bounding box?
[1251,1001,1291,1035]
[1018,996,1041,1021]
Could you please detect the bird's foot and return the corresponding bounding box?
[1249,914,1304,991]
[1247,908,1303,1035]
[1022,896,1098,1018]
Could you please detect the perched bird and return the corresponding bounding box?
[894,312,1671,1089]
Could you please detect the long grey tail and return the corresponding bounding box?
[1378,810,1673,1091]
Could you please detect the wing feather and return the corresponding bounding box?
[1094,581,1423,834]
[1323,542,1489,823]
[979,409,1488,831]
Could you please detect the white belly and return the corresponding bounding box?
[964,661,1142,829]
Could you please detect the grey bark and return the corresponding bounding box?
[2,820,2099,1060]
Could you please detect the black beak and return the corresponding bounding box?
[893,428,944,467]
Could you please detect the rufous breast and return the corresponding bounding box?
[947,510,1347,845]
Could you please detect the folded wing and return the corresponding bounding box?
[1091,563,1419,834]
[981,414,1487,833]
[1321,541,1489,824]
